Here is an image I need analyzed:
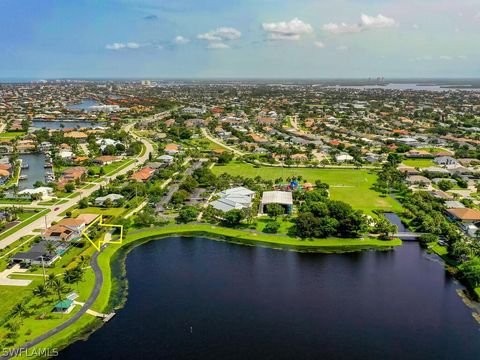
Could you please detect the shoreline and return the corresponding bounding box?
[17,226,401,357]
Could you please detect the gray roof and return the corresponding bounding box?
[210,198,243,213]
[261,191,293,205]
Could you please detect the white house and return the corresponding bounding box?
[210,187,255,213]
[95,193,124,206]
[18,187,54,200]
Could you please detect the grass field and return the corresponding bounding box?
[72,207,126,217]
[401,158,435,168]
[0,209,50,242]
[0,131,25,139]
[212,162,403,215]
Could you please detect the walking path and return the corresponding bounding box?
[2,250,104,359]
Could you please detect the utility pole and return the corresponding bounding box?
[40,256,46,286]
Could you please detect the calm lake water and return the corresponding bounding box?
[66,100,100,111]
[32,120,106,130]
[58,238,480,360]
[326,83,479,92]
[18,153,46,190]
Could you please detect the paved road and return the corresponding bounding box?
[201,128,245,156]
[0,123,154,250]
[1,251,104,359]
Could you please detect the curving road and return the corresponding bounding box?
[0,123,154,250]
[1,121,155,358]
[2,251,103,359]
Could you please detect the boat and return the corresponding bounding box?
[21,163,29,169]
[19,175,28,180]
[44,163,53,168]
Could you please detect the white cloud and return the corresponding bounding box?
[105,42,140,50]
[197,27,241,41]
[207,42,229,50]
[174,36,189,45]
[262,17,313,40]
[323,13,396,34]
[458,55,467,60]
[323,23,361,34]
[440,55,452,60]
[314,41,325,48]
[337,45,349,51]
[361,14,396,29]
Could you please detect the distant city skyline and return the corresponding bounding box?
[1,0,479,79]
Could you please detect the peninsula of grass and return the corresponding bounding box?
[212,162,403,215]
[24,224,401,355]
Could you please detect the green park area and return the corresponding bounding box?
[212,162,403,215]
[401,158,435,168]
[0,131,25,139]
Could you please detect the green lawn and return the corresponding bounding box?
[255,216,295,234]
[0,131,25,139]
[0,198,32,205]
[212,162,402,215]
[401,158,435,168]
[72,207,126,217]
[0,209,50,241]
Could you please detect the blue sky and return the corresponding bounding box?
[1,0,479,79]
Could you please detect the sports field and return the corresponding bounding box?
[212,162,403,215]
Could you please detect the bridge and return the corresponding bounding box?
[394,232,426,241]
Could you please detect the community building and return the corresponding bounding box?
[260,191,293,214]
[210,186,255,213]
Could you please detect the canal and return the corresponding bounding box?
[58,238,480,360]
[18,153,46,190]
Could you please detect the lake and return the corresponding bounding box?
[325,83,480,92]
[18,153,46,190]
[31,120,107,130]
[66,100,100,111]
[58,238,480,360]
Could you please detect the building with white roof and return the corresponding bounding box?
[210,187,255,213]
[260,191,293,214]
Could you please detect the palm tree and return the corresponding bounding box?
[44,241,56,257]
[11,301,27,318]
[33,284,50,305]
[49,277,67,303]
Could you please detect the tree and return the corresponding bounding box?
[437,179,454,192]
[295,212,319,238]
[263,221,280,234]
[33,284,50,302]
[177,206,199,223]
[171,190,189,205]
[265,203,285,219]
[64,182,75,193]
[180,175,199,193]
[47,275,66,302]
[78,198,89,209]
[373,217,398,240]
[45,241,57,257]
[217,152,234,164]
[418,233,439,247]
[223,209,244,227]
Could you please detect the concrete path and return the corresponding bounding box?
[2,249,104,359]
[0,265,32,286]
